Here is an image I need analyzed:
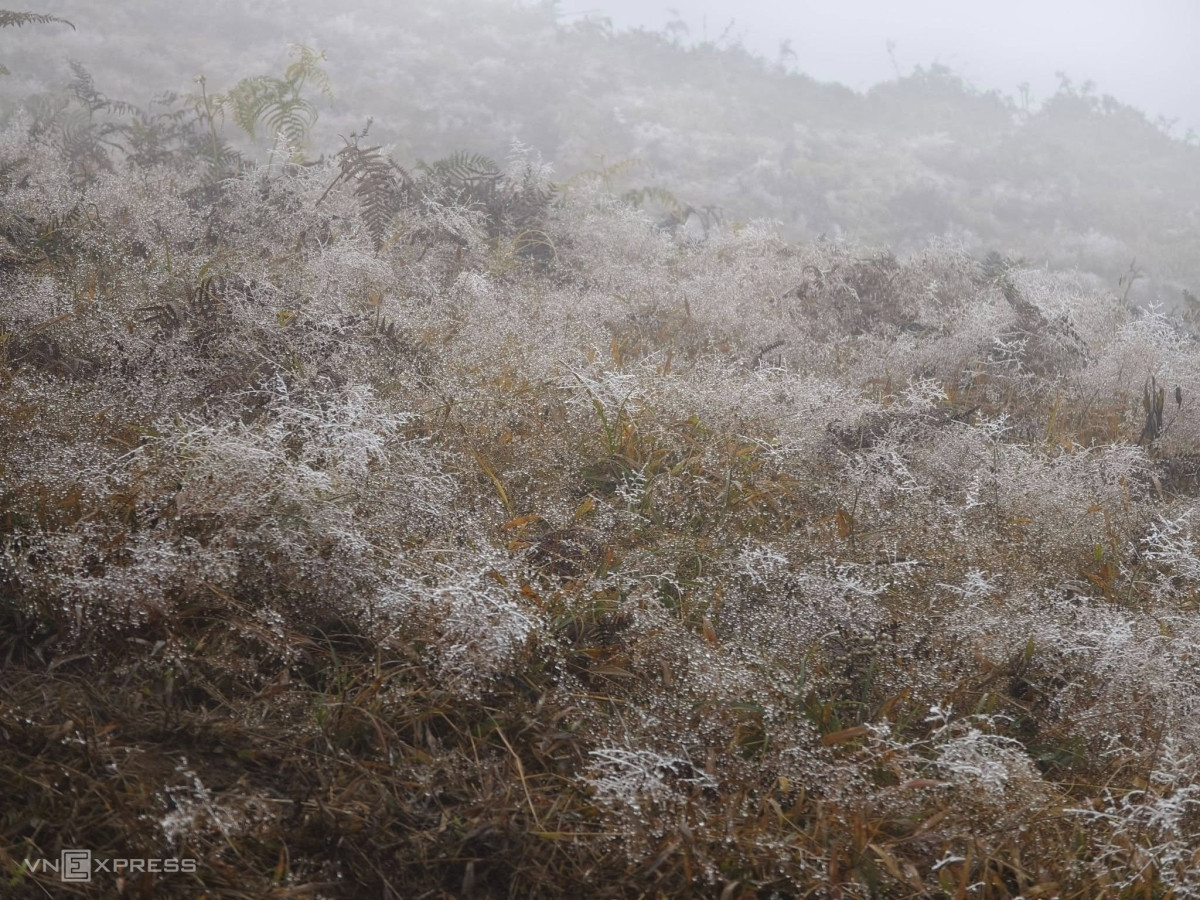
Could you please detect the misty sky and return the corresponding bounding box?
[562,0,1200,135]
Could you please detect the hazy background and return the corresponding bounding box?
[1,0,1198,301]
[567,0,1200,136]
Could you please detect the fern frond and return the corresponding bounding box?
[497,164,556,234]
[0,10,74,29]
[67,61,141,117]
[200,136,241,180]
[222,54,322,153]
[224,76,283,142]
[67,60,100,107]
[622,186,683,217]
[262,96,317,150]
[321,138,414,249]
[285,44,332,101]
[416,151,505,228]
[0,11,73,79]
[418,151,500,186]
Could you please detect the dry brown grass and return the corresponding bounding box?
[3,142,1199,899]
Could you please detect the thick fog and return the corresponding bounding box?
[0,0,1197,296]
[572,0,1200,135]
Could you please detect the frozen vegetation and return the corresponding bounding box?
[4,1,1200,301]
[2,4,1200,898]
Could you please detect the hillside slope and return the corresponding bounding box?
[2,0,1198,300]
[3,104,1200,894]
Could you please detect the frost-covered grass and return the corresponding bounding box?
[3,136,1200,898]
